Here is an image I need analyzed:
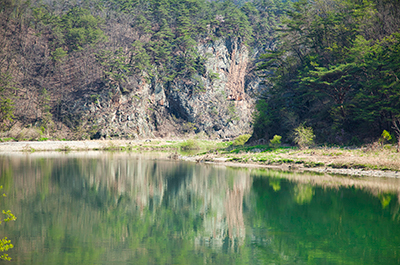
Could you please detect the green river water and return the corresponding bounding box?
[1,152,400,264]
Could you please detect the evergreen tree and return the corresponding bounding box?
[255,0,400,144]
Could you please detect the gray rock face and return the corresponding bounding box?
[69,37,259,139]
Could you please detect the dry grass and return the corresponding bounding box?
[1,121,71,141]
[200,145,400,174]
[283,147,400,171]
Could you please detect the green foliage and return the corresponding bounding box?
[254,0,400,144]
[0,98,14,129]
[242,0,291,49]
[32,5,106,52]
[51,47,67,62]
[59,7,106,51]
[0,186,16,261]
[380,130,392,144]
[180,139,200,150]
[232,134,251,146]
[2,0,296,138]
[270,135,282,148]
[90,0,281,89]
[90,94,100,104]
[0,72,17,130]
[293,125,315,149]
[96,48,130,90]
[252,99,274,139]
[37,88,53,134]
[130,41,151,75]
[182,122,197,134]
[0,137,15,142]
[0,237,13,261]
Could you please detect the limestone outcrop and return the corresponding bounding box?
[67,37,261,139]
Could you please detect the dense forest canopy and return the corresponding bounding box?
[254,0,400,146]
[0,0,285,83]
[1,0,399,145]
[0,0,288,138]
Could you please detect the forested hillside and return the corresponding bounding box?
[1,0,399,145]
[0,0,288,140]
[253,0,400,146]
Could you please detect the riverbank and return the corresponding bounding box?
[182,144,400,178]
[1,139,399,178]
[0,139,189,152]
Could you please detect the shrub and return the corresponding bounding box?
[293,125,315,149]
[379,130,392,145]
[57,145,71,152]
[270,135,282,148]
[182,122,197,133]
[232,134,251,146]
[349,136,361,146]
[90,94,100,104]
[180,139,200,150]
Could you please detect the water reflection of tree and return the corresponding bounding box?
[293,184,314,205]
[1,154,252,263]
[3,154,400,264]
[252,168,400,212]
[249,171,400,265]
[163,164,251,251]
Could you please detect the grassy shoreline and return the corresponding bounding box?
[1,138,399,177]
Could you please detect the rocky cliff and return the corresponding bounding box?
[65,37,260,139]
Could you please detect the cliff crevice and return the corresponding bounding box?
[68,37,258,139]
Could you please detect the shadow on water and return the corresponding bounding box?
[0,152,400,264]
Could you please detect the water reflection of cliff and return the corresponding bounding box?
[1,152,251,260]
[70,153,251,249]
[2,153,400,265]
[182,165,250,250]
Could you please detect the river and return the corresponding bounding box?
[1,152,400,264]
